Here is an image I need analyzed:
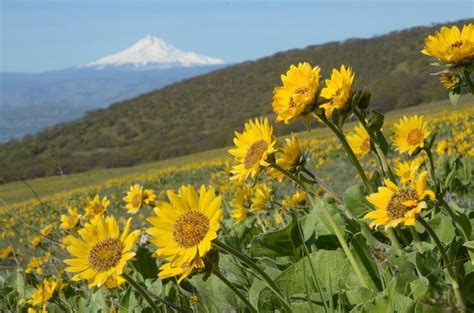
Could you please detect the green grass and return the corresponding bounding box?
[1,96,472,206]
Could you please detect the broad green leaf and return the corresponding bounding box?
[350,233,382,290]
[429,215,456,245]
[346,287,377,305]
[131,246,158,280]
[367,110,384,132]
[409,276,428,301]
[448,87,461,105]
[343,184,371,217]
[250,214,302,257]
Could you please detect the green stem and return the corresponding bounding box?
[308,196,370,289]
[353,110,396,182]
[53,297,69,312]
[417,217,465,313]
[424,148,469,242]
[409,228,423,253]
[213,240,293,313]
[270,163,310,193]
[212,268,257,313]
[123,272,160,312]
[385,228,402,254]
[321,116,373,193]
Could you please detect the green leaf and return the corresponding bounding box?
[120,288,138,312]
[409,276,428,301]
[346,287,377,305]
[131,246,158,280]
[350,233,382,290]
[367,110,384,132]
[343,185,371,217]
[429,215,456,245]
[448,86,461,105]
[249,214,303,257]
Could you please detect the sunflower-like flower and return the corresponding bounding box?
[320,65,355,118]
[146,185,223,283]
[31,278,63,305]
[0,245,13,260]
[27,305,47,313]
[229,118,277,182]
[393,115,430,155]
[60,207,81,230]
[230,186,251,224]
[364,171,435,228]
[85,195,110,217]
[421,24,474,64]
[272,62,321,123]
[25,255,50,275]
[347,123,371,157]
[123,184,156,214]
[64,216,140,288]
[282,191,306,209]
[438,73,461,90]
[269,135,302,182]
[394,158,425,183]
[251,183,272,213]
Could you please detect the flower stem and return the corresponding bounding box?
[307,196,370,289]
[409,227,423,253]
[352,109,396,182]
[213,240,293,313]
[417,217,465,313]
[123,272,160,312]
[424,147,469,242]
[321,116,373,193]
[212,268,257,313]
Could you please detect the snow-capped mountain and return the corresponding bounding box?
[83,35,225,69]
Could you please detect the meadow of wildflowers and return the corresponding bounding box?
[0,23,473,313]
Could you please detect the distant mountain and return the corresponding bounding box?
[0,36,225,142]
[0,19,472,182]
[83,35,224,69]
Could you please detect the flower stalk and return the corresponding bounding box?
[123,272,160,313]
[212,268,257,313]
[417,217,465,313]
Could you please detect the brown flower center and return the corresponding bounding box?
[386,189,418,219]
[406,129,423,146]
[131,193,142,208]
[88,238,124,272]
[451,40,463,48]
[173,211,209,248]
[244,140,268,169]
[360,138,370,152]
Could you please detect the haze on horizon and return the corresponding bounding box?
[1,0,473,73]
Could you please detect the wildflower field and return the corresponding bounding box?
[1,24,474,313]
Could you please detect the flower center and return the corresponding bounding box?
[173,211,210,248]
[406,129,423,146]
[88,238,124,272]
[244,140,268,169]
[361,138,370,152]
[451,40,463,48]
[386,189,418,219]
[131,193,142,208]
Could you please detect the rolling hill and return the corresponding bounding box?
[0,19,471,182]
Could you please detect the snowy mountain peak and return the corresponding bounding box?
[83,36,224,69]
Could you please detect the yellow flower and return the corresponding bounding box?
[31,278,63,305]
[320,65,355,118]
[230,187,251,224]
[251,183,272,213]
[123,184,156,214]
[282,191,306,209]
[31,236,42,248]
[272,62,321,123]
[146,185,223,283]
[104,275,126,289]
[269,135,302,182]
[25,255,50,275]
[0,245,13,260]
[364,171,435,228]
[347,123,371,157]
[40,225,54,237]
[421,24,474,64]
[229,118,277,182]
[394,158,425,183]
[60,207,81,230]
[393,115,430,155]
[85,195,110,217]
[63,216,140,288]
[439,73,460,90]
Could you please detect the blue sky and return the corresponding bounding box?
[1,0,472,72]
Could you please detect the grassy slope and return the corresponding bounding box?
[0,19,472,182]
[1,96,472,206]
